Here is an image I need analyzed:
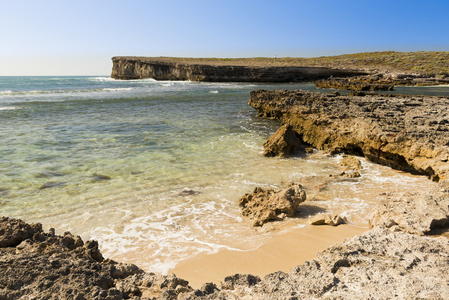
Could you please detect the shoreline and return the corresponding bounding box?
[2,82,449,298]
[169,224,367,289]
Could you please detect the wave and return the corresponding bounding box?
[0,106,19,111]
[102,88,134,92]
[0,87,137,97]
[90,77,157,82]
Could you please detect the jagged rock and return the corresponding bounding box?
[315,78,395,91]
[339,155,362,171]
[309,213,347,226]
[249,89,449,181]
[262,124,301,157]
[0,217,193,299]
[239,183,307,226]
[368,180,449,235]
[0,217,42,247]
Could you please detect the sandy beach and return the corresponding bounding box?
[169,224,367,288]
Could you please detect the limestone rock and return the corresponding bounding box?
[249,89,449,181]
[111,57,364,81]
[368,180,449,235]
[262,124,301,157]
[0,216,42,247]
[309,213,347,226]
[239,183,307,226]
[339,155,362,171]
[0,217,192,299]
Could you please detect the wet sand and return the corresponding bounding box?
[169,224,367,288]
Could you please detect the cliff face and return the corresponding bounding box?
[111,57,365,82]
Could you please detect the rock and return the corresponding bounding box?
[91,173,111,181]
[339,155,362,171]
[368,180,449,235]
[309,213,347,226]
[249,89,449,181]
[39,181,66,189]
[111,57,364,81]
[0,217,42,247]
[245,228,449,299]
[330,170,361,179]
[262,124,301,157]
[239,183,307,226]
[315,78,395,91]
[0,217,194,299]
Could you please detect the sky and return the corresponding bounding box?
[0,0,448,76]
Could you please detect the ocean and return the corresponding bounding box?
[1,76,444,273]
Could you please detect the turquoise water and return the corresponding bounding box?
[0,77,441,272]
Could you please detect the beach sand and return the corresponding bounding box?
[169,224,367,288]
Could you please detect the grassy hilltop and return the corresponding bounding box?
[134,51,448,77]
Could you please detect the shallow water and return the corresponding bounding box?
[0,77,443,273]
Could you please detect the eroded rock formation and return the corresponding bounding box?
[369,180,449,235]
[239,183,307,226]
[2,216,448,299]
[262,124,301,157]
[249,89,449,181]
[315,73,449,91]
[111,57,365,82]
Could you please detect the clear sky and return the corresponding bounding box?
[1,0,448,76]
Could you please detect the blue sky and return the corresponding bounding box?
[1,0,448,75]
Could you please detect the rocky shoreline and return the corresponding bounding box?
[249,89,449,181]
[2,180,448,299]
[2,88,449,298]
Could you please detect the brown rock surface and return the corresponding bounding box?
[309,213,347,226]
[0,217,193,299]
[239,183,307,226]
[369,180,449,235]
[249,89,449,181]
[262,124,301,157]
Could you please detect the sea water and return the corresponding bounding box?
[0,76,444,273]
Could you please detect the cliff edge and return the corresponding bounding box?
[111,57,365,82]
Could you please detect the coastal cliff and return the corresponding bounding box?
[111,52,449,85]
[111,57,365,82]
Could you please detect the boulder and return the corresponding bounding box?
[339,155,362,171]
[309,213,347,226]
[262,125,301,157]
[239,183,307,226]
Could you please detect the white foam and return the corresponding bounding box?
[0,106,19,111]
[209,90,219,94]
[103,88,133,92]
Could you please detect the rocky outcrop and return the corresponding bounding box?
[111,57,365,82]
[0,217,193,299]
[316,78,395,91]
[262,124,301,157]
[249,89,449,181]
[3,176,449,299]
[316,73,449,91]
[369,180,449,235]
[239,183,307,226]
[242,228,449,299]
